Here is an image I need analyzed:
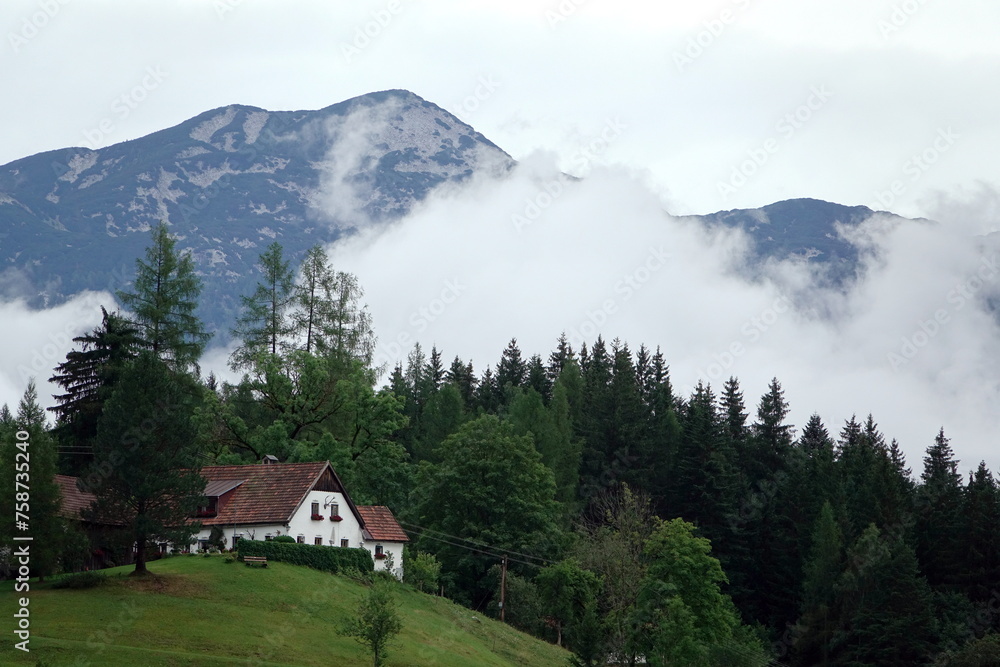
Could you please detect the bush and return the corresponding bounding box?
[224,556,236,564]
[405,549,441,594]
[273,535,296,543]
[51,571,107,590]
[238,540,373,575]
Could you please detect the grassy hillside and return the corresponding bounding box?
[0,555,570,666]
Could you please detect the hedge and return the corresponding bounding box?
[237,539,374,574]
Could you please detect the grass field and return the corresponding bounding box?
[0,555,570,666]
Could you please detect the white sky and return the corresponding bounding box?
[3,0,1000,474]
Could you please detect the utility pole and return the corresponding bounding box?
[499,554,508,622]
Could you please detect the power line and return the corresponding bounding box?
[398,520,555,568]
[403,528,543,569]
[400,520,556,565]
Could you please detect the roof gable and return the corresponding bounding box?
[357,506,409,543]
[198,461,364,527]
[55,475,95,520]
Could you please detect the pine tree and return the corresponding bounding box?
[117,222,211,370]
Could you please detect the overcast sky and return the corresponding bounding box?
[3,0,999,473]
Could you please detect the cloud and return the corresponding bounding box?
[0,291,112,419]
[328,157,1000,475]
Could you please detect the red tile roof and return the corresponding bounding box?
[199,461,334,526]
[358,506,409,543]
[55,475,96,520]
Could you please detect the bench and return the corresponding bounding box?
[243,556,268,568]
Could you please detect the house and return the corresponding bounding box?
[56,460,409,579]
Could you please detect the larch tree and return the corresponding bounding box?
[116,222,211,371]
[229,241,296,370]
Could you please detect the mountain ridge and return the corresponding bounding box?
[1,89,910,336]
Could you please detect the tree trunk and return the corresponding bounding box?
[133,539,148,575]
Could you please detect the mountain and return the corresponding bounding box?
[0,89,512,333]
[687,198,919,282]
[0,88,916,339]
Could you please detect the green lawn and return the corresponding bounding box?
[0,555,570,666]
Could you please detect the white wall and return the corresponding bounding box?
[370,540,405,580]
[183,489,404,580]
[287,490,363,548]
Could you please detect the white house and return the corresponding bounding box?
[56,459,409,579]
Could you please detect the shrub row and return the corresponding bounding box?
[51,571,107,589]
[237,539,373,574]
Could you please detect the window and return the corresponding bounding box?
[314,536,323,546]
[296,535,305,544]
[330,502,340,519]
[232,535,241,548]
[341,538,349,548]
[311,501,319,514]
[265,534,273,541]
[375,545,384,556]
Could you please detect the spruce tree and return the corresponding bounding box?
[958,462,1000,605]
[915,428,964,591]
[794,501,843,666]
[84,353,206,574]
[48,307,141,474]
[0,382,66,580]
[832,524,937,665]
[496,338,527,401]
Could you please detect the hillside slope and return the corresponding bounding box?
[0,556,570,666]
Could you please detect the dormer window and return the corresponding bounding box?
[194,496,218,518]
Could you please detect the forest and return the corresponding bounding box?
[2,224,999,666]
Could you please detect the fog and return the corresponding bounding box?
[327,155,1000,474]
[1,157,996,478]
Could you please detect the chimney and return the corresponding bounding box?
[261,455,279,465]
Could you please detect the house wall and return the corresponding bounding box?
[287,490,363,548]
[185,489,404,580]
[370,540,405,580]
